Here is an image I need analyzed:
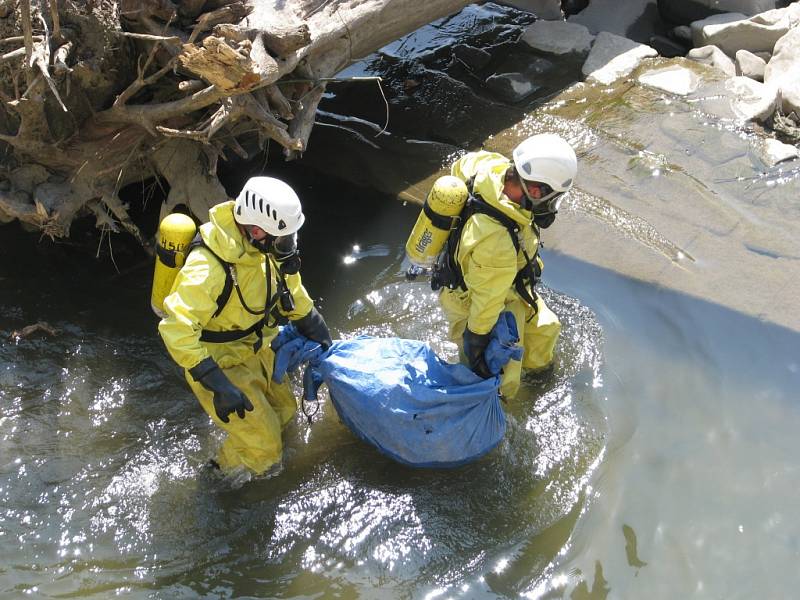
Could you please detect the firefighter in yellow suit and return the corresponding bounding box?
[159,177,332,477]
[439,134,578,400]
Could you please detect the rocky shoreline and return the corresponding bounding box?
[499,0,800,164]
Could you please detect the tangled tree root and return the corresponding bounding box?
[0,0,472,247]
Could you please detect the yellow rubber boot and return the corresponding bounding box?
[187,355,285,475]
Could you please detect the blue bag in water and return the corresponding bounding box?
[272,312,521,468]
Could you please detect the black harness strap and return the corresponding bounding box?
[423,200,456,231]
[199,319,264,343]
[188,235,234,319]
[187,234,287,352]
[471,197,540,314]
[435,189,541,314]
[156,243,181,268]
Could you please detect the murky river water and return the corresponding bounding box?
[3,3,800,599]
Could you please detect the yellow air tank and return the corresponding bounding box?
[405,175,469,269]
[150,213,197,318]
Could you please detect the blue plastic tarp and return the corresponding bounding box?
[272,312,522,468]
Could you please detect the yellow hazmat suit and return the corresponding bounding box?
[440,151,561,399]
[158,201,314,475]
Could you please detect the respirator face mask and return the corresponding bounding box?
[245,229,296,254]
[271,233,297,259]
[271,233,301,274]
[521,180,564,215]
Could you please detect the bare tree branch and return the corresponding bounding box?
[53,40,74,75]
[49,0,61,41]
[2,0,476,241]
[0,48,25,64]
[34,15,67,112]
[155,125,208,141]
[188,3,252,44]
[0,36,43,45]
[284,84,325,160]
[115,31,183,45]
[114,42,179,107]
[178,79,204,93]
[262,24,311,56]
[20,0,34,86]
[101,192,148,247]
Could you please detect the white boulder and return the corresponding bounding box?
[735,49,766,81]
[726,76,779,122]
[692,4,800,56]
[687,45,737,76]
[582,31,658,85]
[780,78,800,116]
[637,64,700,95]
[521,20,595,55]
[764,26,800,114]
[752,137,800,167]
[764,26,800,85]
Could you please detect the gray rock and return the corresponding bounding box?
[649,34,690,57]
[735,49,766,80]
[563,0,590,17]
[453,45,493,71]
[483,55,553,103]
[569,0,662,45]
[671,25,693,42]
[520,20,595,55]
[496,0,563,19]
[484,73,542,102]
[703,0,779,14]
[658,0,782,26]
[582,31,658,84]
[687,45,737,76]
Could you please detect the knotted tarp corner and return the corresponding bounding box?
[272,312,523,468]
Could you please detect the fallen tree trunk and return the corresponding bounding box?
[0,0,472,245]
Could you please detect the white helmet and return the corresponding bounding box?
[233,176,305,236]
[512,133,577,193]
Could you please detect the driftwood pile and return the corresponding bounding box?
[0,0,471,246]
